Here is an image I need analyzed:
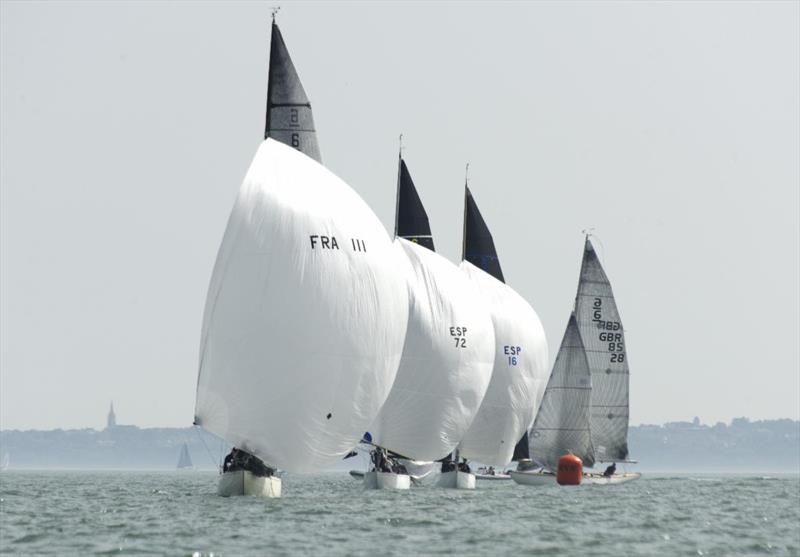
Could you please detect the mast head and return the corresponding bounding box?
[271,6,281,23]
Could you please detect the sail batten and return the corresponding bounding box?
[264,22,321,162]
[574,237,630,462]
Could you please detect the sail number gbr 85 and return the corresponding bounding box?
[591,296,625,363]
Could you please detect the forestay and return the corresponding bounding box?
[369,238,495,461]
[457,262,549,466]
[195,139,408,472]
[264,22,321,162]
[574,237,630,462]
[530,314,594,470]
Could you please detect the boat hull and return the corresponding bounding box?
[217,470,281,498]
[583,472,641,485]
[509,470,557,486]
[476,473,511,481]
[364,471,411,490]
[349,470,365,479]
[436,470,476,489]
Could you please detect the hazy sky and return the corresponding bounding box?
[1,1,798,431]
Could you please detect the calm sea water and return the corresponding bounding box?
[1,471,798,556]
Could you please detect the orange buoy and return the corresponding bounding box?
[556,453,583,485]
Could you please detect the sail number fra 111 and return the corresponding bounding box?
[309,235,367,252]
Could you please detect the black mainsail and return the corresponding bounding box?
[264,21,321,162]
[529,314,594,470]
[461,186,529,462]
[462,186,504,282]
[395,158,435,251]
[574,237,630,462]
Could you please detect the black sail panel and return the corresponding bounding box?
[512,431,530,461]
[463,186,505,282]
[395,159,435,251]
[574,238,630,462]
[265,23,321,162]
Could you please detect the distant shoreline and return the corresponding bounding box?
[1,418,798,473]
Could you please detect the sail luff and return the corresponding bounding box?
[574,237,630,462]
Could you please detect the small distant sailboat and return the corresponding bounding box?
[0,452,9,472]
[363,151,495,490]
[512,236,640,486]
[194,18,409,498]
[442,181,549,488]
[176,443,193,470]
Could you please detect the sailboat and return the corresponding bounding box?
[511,236,640,486]
[176,442,194,470]
[194,19,410,498]
[575,236,639,484]
[441,183,549,488]
[362,153,495,490]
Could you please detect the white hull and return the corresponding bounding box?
[583,472,641,485]
[217,470,281,498]
[436,470,476,489]
[510,470,557,486]
[510,470,641,486]
[476,473,511,481]
[364,471,411,490]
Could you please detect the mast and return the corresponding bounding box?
[264,15,321,162]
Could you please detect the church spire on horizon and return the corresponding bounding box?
[106,401,116,430]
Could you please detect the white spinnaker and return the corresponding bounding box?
[369,239,495,461]
[457,262,549,466]
[195,139,409,473]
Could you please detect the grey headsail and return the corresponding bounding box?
[264,21,321,162]
[394,158,435,251]
[462,186,505,282]
[177,442,193,469]
[574,237,630,462]
[529,314,594,470]
[462,185,530,460]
